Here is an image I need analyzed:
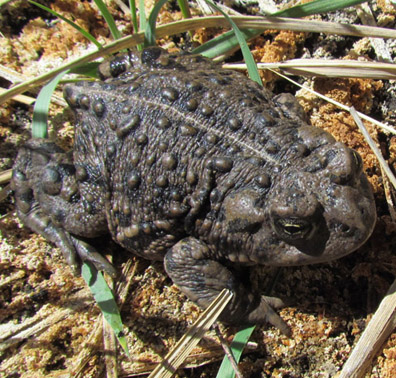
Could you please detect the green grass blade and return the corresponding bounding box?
[94,0,122,40]
[273,0,367,18]
[145,0,169,47]
[139,0,147,33]
[137,0,147,51]
[130,0,143,50]
[32,70,68,139]
[192,28,260,58]
[28,0,102,49]
[82,261,130,356]
[0,0,13,6]
[216,325,256,378]
[129,0,139,34]
[69,62,101,78]
[202,0,262,86]
[177,0,192,20]
[195,0,368,58]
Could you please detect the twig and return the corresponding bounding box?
[103,268,119,378]
[213,323,244,378]
[350,107,396,190]
[148,289,233,378]
[268,69,396,135]
[379,164,396,222]
[338,279,396,378]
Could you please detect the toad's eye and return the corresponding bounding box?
[269,189,329,255]
[98,54,132,79]
[273,218,312,240]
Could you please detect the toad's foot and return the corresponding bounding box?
[12,139,116,276]
[164,237,290,335]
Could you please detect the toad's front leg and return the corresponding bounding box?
[164,237,290,335]
[12,139,116,275]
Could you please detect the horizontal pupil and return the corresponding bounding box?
[284,225,303,234]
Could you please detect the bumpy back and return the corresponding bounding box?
[64,47,376,265]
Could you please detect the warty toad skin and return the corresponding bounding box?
[11,47,376,334]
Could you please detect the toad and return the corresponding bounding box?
[12,47,376,334]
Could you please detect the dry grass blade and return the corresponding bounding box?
[0,64,26,84]
[0,288,92,352]
[269,69,396,135]
[115,258,138,308]
[1,16,396,105]
[231,16,396,39]
[102,266,119,378]
[0,32,141,107]
[0,65,65,106]
[0,169,12,185]
[225,59,396,80]
[336,110,396,377]
[350,108,396,190]
[0,183,11,203]
[268,70,396,192]
[71,320,104,377]
[213,324,243,378]
[338,278,396,378]
[148,289,233,378]
[0,88,35,105]
[103,316,118,378]
[380,164,396,222]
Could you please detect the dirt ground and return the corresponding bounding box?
[1,0,396,377]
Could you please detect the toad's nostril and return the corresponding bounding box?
[332,222,357,238]
[340,224,350,233]
[330,172,354,185]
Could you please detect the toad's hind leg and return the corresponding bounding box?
[12,139,116,275]
[164,237,290,335]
